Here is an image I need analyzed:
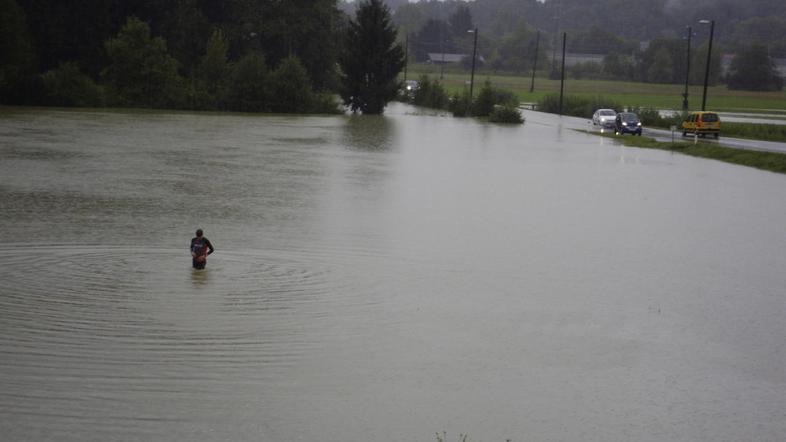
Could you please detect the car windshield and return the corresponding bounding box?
[620,113,638,122]
[599,110,615,116]
[701,113,719,122]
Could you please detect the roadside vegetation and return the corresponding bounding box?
[406,66,786,113]
[627,108,786,142]
[399,75,523,123]
[593,132,786,175]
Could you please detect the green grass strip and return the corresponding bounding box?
[591,132,786,174]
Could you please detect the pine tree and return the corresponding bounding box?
[338,0,405,114]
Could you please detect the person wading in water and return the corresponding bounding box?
[190,229,214,269]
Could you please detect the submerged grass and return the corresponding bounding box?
[593,132,786,174]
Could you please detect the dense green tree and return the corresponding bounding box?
[602,53,635,80]
[40,62,103,107]
[0,0,36,103]
[268,56,315,113]
[495,21,542,73]
[218,0,339,91]
[192,28,231,109]
[730,16,786,58]
[198,29,230,95]
[645,47,674,83]
[226,52,269,112]
[153,0,211,76]
[338,0,405,114]
[689,42,722,87]
[639,38,684,84]
[102,17,185,108]
[727,45,783,91]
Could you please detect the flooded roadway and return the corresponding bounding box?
[1,104,785,441]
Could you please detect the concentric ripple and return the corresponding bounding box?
[0,242,396,434]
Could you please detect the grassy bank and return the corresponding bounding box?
[593,132,786,174]
[404,66,786,113]
[713,122,786,142]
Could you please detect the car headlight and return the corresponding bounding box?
[622,122,627,126]
[637,122,641,126]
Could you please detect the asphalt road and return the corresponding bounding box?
[520,109,786,155]
[642,126,786,154]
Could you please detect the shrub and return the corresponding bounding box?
[41,62,103,107]
[447,90,472,117]
[627,106,684,128]
[464,80,519,118]
[412,75,449,109]
[310,93,342,114]
[471,80,498,117]
[489,105,524,124]
[536,94,621,118]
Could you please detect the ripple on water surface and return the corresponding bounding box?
[0,243,385,436]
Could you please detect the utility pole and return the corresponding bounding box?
[700,19,715,111]
[530,30,540,93]
[682,26,692,112]
[559,32,566,115]
[469,28,478,102]
[551,0,560,78]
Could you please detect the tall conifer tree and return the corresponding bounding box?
[338,0,405,114]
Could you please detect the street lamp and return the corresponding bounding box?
[682,26,692,111]
[468,28,478,102]
[699,19,715,111]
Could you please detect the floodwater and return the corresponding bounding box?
[1,104,785,442]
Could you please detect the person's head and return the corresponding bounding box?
[195,229,203,237]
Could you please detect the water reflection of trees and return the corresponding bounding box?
[342,115,396,152]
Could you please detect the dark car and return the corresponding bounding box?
[615,112,642,136]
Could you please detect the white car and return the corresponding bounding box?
[592,109,617,129]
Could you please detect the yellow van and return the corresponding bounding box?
[682,111,720,138]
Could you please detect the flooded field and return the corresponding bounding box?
[1,104,785,442]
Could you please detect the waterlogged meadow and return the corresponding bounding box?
[2,104,786,442]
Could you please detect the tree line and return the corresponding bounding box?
[1,0,349,111]
[389,0,786,56]
[2,0,783,112]
[390,0,783,91]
